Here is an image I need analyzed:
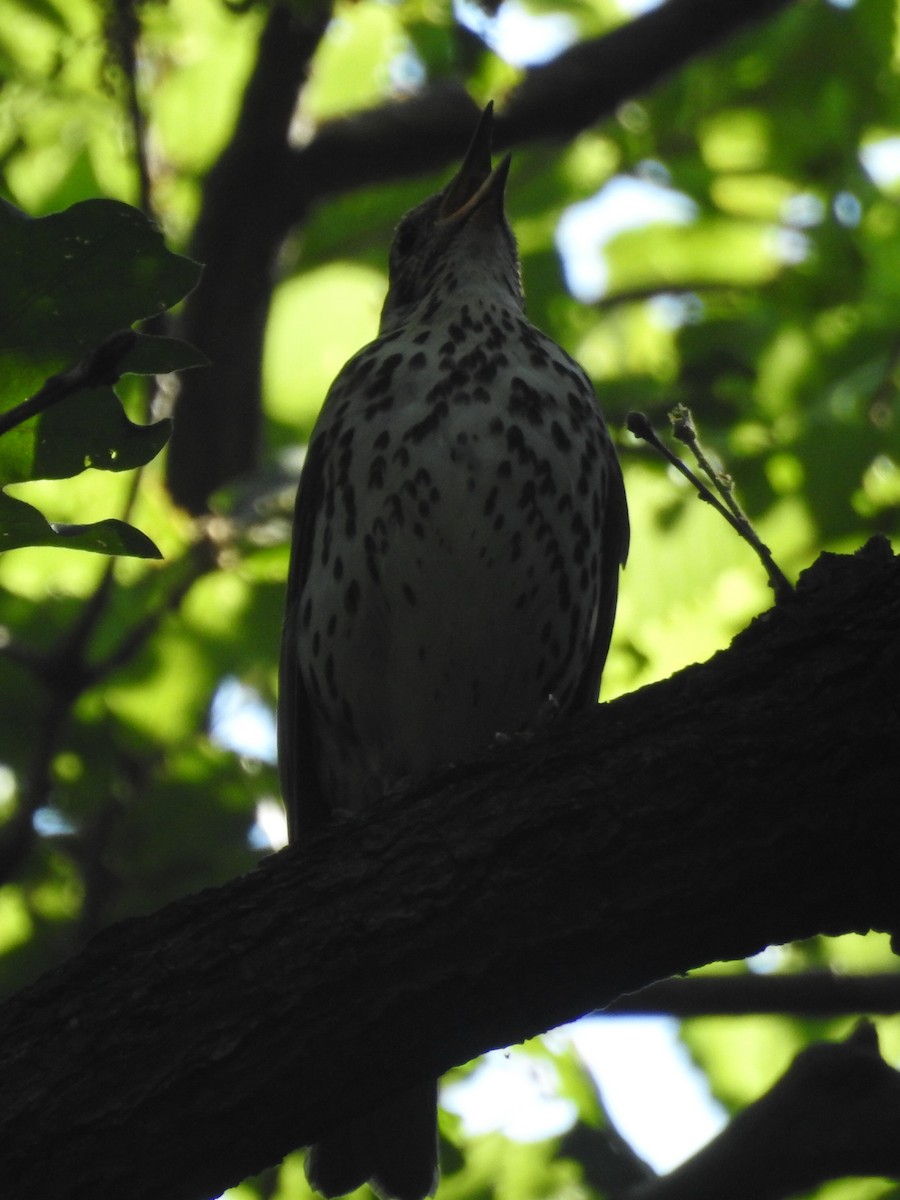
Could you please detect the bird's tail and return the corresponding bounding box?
[305,1079,439,1200]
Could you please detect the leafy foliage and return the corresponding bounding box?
[0,0,899,1197]
[0,198,202,553]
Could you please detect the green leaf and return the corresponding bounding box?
[119,333,209,376]
[0,388,172,484]
[0,198,198,541]
[603,218,784,300]
[0,198,201,409]
[0,491,162,557]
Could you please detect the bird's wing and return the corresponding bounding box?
[569,439,630,712]
[278,434,332,841]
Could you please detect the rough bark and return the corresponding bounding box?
[1,537,898,1200]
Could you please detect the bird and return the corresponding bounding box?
[278,101,630,1200]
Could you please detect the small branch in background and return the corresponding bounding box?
[0,330,137,438]
[621,1022,900,1200]
[626,407,794,604]
[605,971,900,1019]
[0,532,217,887]
[84,535,218,686]
[105,0,153,216]
[167,1,333,513]
[0,688,70,886]
[562,1116,656,1196]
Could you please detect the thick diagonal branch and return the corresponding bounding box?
[1,539,897,1200]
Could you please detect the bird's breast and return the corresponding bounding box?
[292,305,614,808]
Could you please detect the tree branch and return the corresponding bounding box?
[281,0,798,202]
[608,972,900,1018]
[503,0,795,142]
[1,538,897,1200]
[623,1022,900,1200]
[167,2,332,511]
[0,330,136,438]
[168,0,799,512]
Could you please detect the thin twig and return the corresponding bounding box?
[670,404,745,526]
[626,408,794,603]
[0,330,137,438]
[105,1,153,217]
[83,537,218,686]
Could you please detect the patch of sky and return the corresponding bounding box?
[454,0,667,68]
[747,945,787,974]
[251,797,288,852]
[454,0,577,66]
[33,806,76,836]
[782,191,825,228]
[833,190,861,227]
[209,676,277,765]
[557,174,698,301]
[860,137,900,188]
[444,1015,726,1172]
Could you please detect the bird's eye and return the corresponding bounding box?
[393,222,418,257]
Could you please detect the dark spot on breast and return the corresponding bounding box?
[551,420,572,451]
[365,352,402,398]
[324,653,336,697]
[506,424,528,461]
[508,376,546,426]
[364,395,395,420]
[403,400,449,444]
[369,455,386,488]
[385,494,404,526]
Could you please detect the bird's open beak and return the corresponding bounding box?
[437,102,511,226]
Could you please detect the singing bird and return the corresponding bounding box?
[278,103,629,1200]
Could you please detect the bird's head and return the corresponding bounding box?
[379,103,524,333]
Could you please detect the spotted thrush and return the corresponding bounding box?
[279,102,630,1200]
